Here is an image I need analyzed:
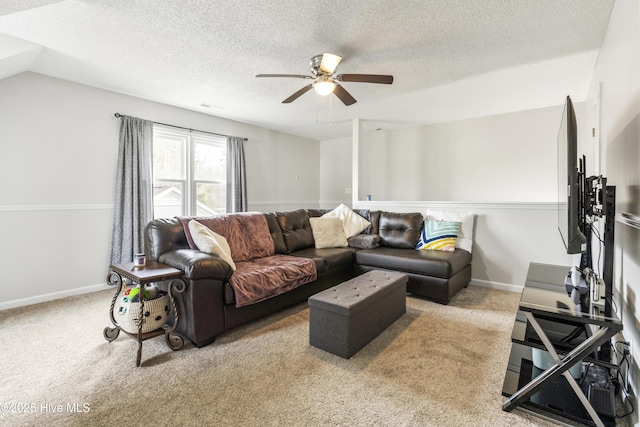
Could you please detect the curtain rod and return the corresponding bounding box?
[114,113,247,141]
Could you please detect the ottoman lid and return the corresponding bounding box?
[308,270,407,316]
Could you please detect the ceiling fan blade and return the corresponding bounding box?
[336,74,393,84]
[333,83,357,106]
[319,53,342,74]
[282,84,313,103]
[256,74,312,79]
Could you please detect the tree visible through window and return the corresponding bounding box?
[152,125,226,218]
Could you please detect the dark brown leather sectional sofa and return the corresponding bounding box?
[145,208,472,348]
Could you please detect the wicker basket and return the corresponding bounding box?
[114,288,171,334]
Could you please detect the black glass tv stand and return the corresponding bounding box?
[502,263,623,427]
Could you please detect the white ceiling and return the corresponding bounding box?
[0,0,615,140]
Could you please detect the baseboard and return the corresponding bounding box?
[469,278,523,293]
[0,277,522,311]
[0,283,111,311]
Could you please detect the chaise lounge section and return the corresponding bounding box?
[145,206,472,347]
[354,210,472,305]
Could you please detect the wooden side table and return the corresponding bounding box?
[103,261,186,366]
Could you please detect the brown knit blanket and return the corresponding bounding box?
[178,212,317,307]
[230,255,317,307]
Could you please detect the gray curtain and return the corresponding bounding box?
[110,115,154,264]
[226,136,247,213]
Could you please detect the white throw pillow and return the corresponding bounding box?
[322,204,371,238]
[309,217,348,248]
[425,210,475,253]
[188,220,237,270]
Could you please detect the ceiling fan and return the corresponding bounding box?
[256,53,393,106]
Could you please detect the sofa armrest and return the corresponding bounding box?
[159,249,234,281]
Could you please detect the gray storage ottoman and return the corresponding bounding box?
[308,270,408,358]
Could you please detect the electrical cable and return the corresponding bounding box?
[612,341,635,419]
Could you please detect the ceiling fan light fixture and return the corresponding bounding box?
[256,53,392,105]
[319,52,342,74]
[313,79,336,96]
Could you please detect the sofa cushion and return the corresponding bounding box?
[355,246,471,278]
[309,217,348,248]
[230,255,317,307]
[322,204,371,238]
[378,211,423,249]
[306,208,332,218]
[290,247,356,275]
[188,220,237,270]
[276,209,315,253]
[263,212,288,254]
[369,210,381,235]
[232,213,276,260]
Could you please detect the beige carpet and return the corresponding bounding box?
[0,285,624,426]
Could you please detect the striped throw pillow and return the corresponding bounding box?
[416,220,461,252]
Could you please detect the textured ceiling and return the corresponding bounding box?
[0,0,615,140]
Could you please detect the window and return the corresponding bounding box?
[152,125,226,218]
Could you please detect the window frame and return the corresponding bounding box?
[152,125,227,217]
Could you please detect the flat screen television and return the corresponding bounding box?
[557,96,587,254]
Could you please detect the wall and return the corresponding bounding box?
[0,72,319,309]
[320,106,580,289]
[246,128,320,212]
[358,106,565,202]
[319,137,353,207]
[586,0,640,405]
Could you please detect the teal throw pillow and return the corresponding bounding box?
[416,220,461,252]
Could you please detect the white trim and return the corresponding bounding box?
[248,201,321,207]
[0,204,113,212]
[469,278,523,293]
[232,200,561,212]
[319,200,352,207]
[0,283,111,311]
[352,200,560,211]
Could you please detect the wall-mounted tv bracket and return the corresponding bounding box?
[584,176,616,361]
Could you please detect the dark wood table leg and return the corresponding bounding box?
[104,271,123,342]
[165,278,185,350]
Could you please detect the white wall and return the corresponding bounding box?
[320,106,580,289]
[586,0,640,403]
[246,128,320,212]
[0,72,319,309]
[319,137,352,207]
[358,106,568,202]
